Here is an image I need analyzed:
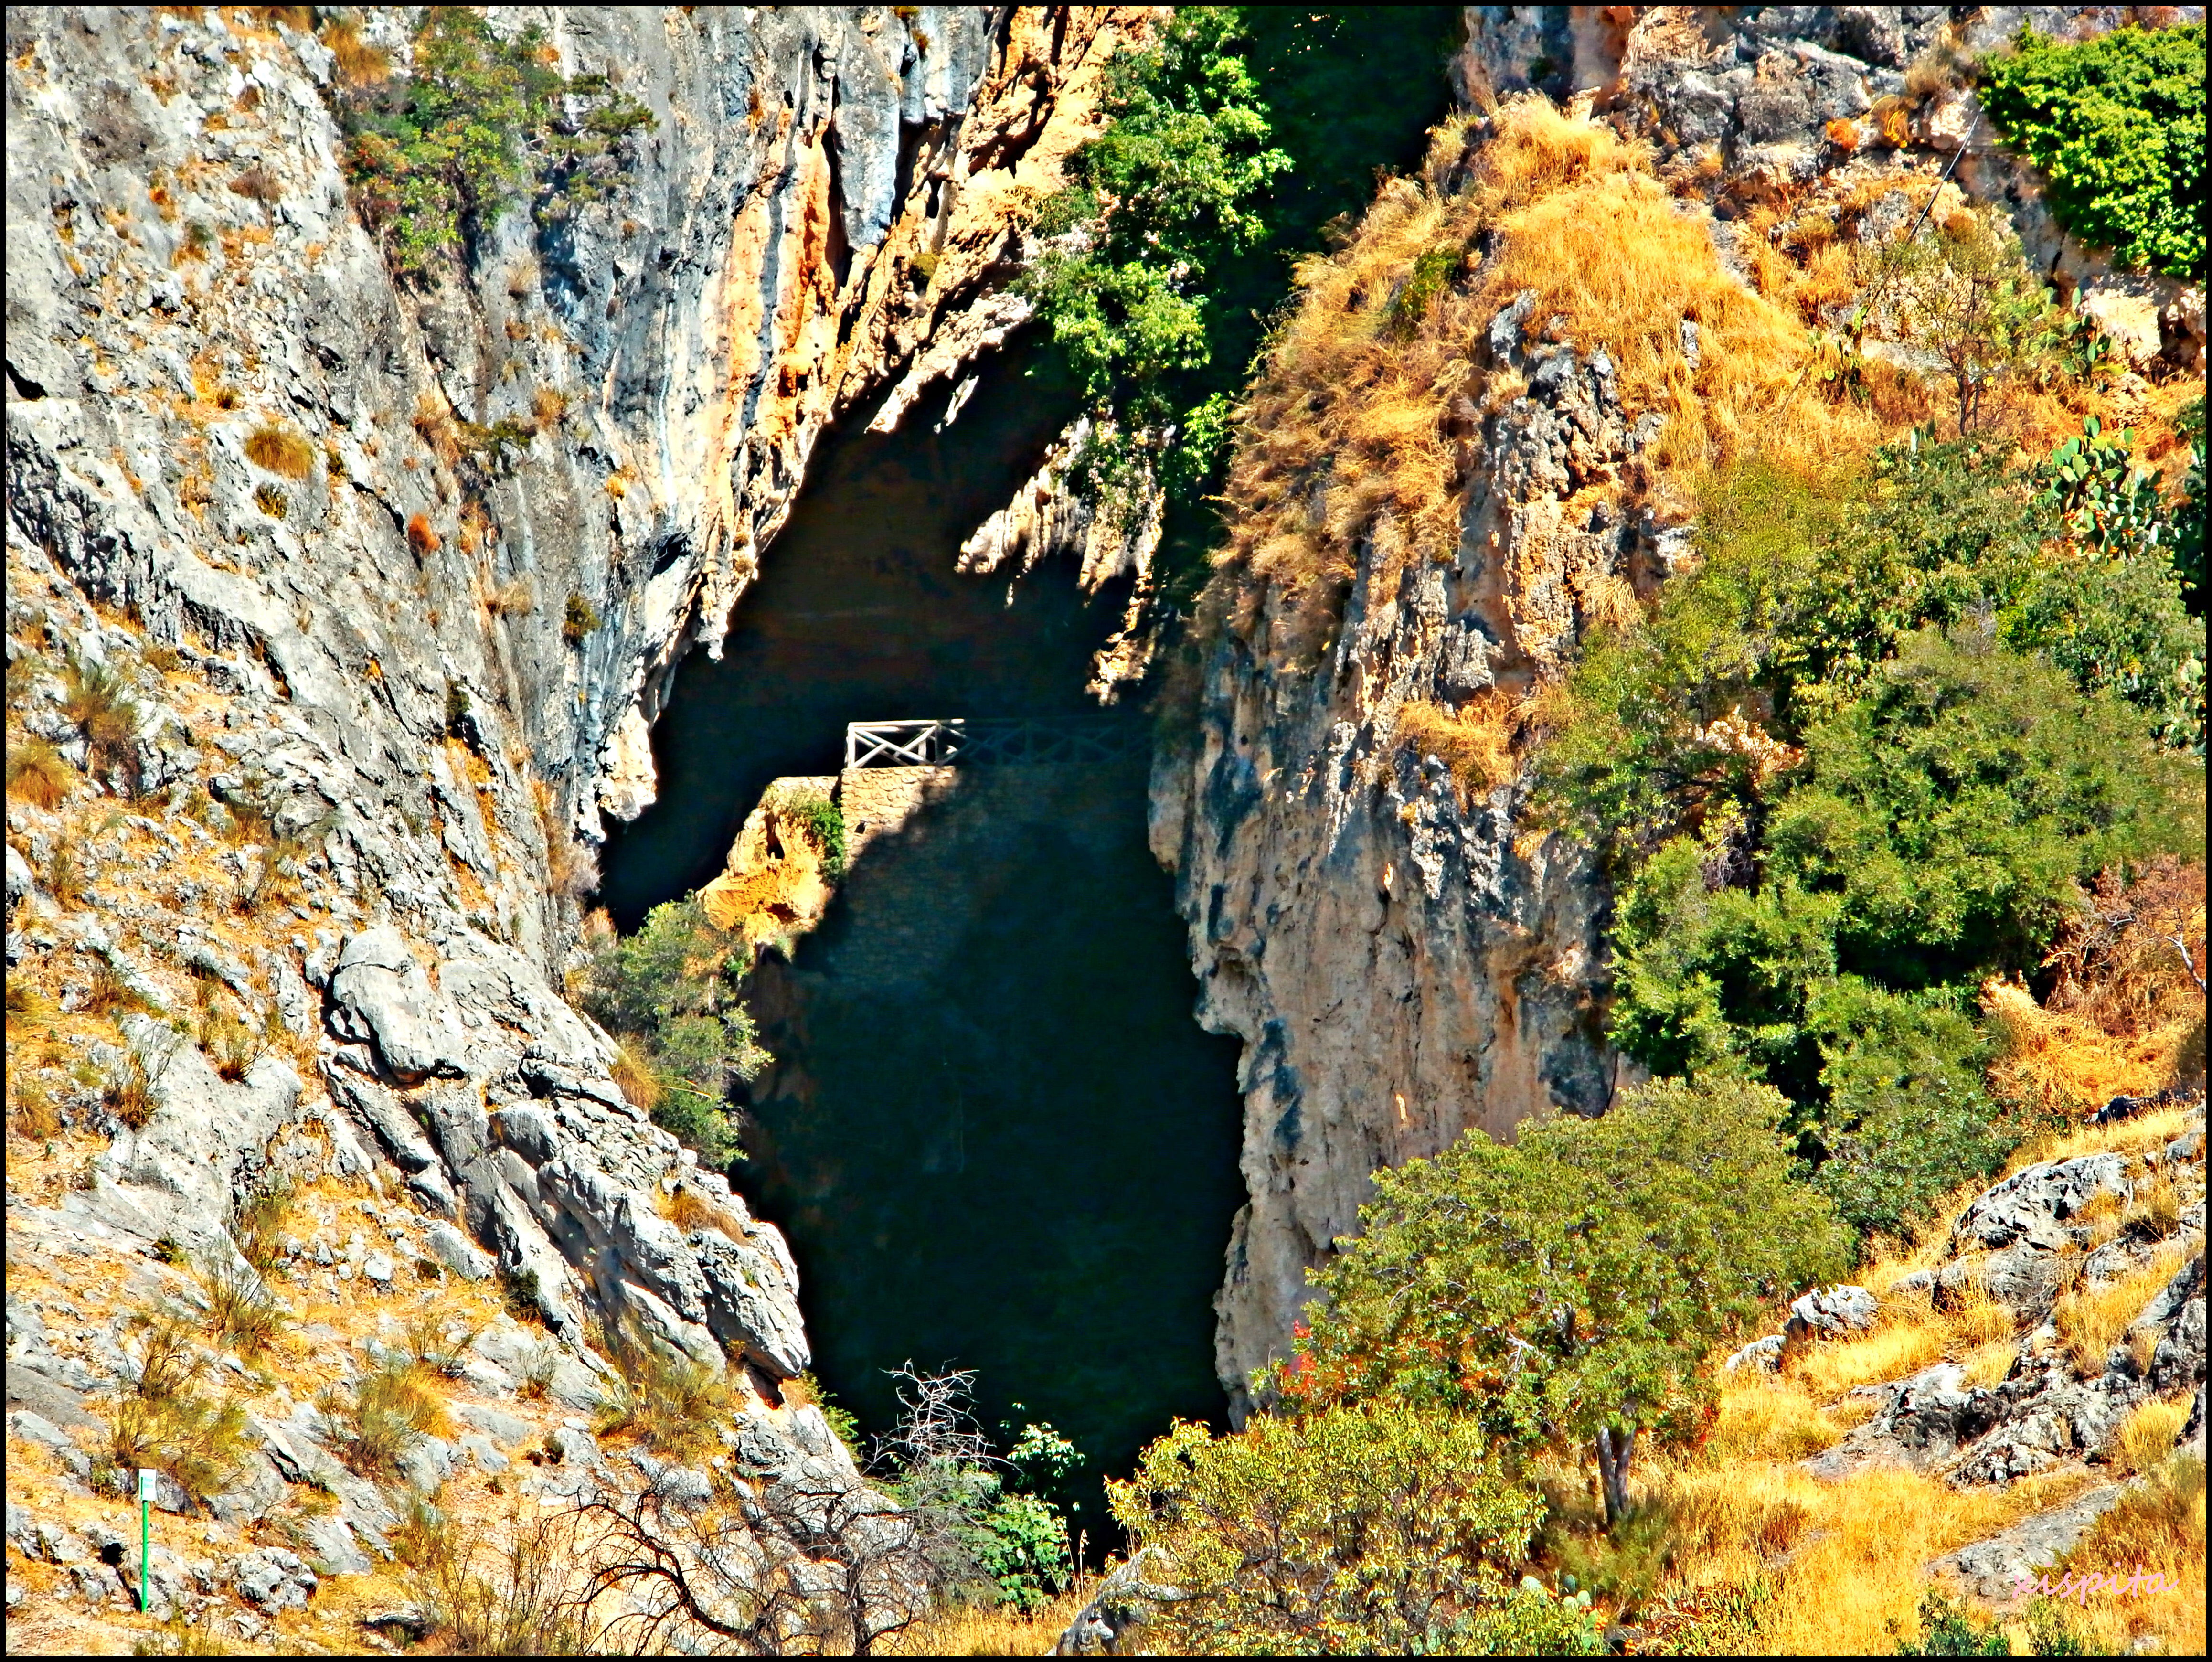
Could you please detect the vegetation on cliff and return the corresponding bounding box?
[329,6,652,279]
[1022,5,1462,602]
[1115,24,2205,1656]
[572,896,766,1166]
[1978,23,2206,279]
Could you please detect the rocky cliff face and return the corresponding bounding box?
[3,5,1133,1644]
[1157,1,2207,1417]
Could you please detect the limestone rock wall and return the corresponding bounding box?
[3,7,1138,1632]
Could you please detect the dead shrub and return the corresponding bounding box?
[228,165,281,206]
[486,576,536,618]
[82,962,153,1020]
[407,512,443,555]
[10,1076,63,1140]
[532,776,598,899]
[106,1310,254,1505]
[243,423,315,479]
[319,1351,450,1479]
[413,393,461,467]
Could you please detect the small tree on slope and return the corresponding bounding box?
[1287,1076,1849,1526]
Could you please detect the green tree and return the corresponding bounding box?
[1978,23,2206,279]
[1599,632,2201,1212]
[1022,7,1289,474]
[336,7,651,278]
[574,896,766,1165]
[1108,1401,1599,1655]
[1288,1078,1848,1528]
[1021,7,1461,605]
[1875,204,2050,435]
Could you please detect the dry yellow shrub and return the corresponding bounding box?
[1393,693,1520,796]
[2113,1396,2193,1478]
[2055,1241,2190,1378]
[1204,96,1882,665]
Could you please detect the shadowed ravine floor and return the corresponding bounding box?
[597,357,1246,1537]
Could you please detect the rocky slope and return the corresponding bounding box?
[1155,2,2207,1415]
[4,4,1136,1648]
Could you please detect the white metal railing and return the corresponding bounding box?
[844,717,1145,768]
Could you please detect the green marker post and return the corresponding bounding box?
[137,1467,154,1612]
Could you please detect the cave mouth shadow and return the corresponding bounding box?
[595,355,1246,1541]
[740,754,1247,1539]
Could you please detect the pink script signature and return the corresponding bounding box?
[2012,1565,2182,1605]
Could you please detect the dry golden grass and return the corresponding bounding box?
[1791,1318,1944,1401]
[243,423,314,479]
[1203,97,1886,664]
[7,738,76,808]
[1393,693,1521,797]
[1987,980,2198,1122]
[1705,1375,1843,1462]
[530,384,569,427]
[607,1036,661,1112]
[2009,1102,2198,1179]
[885,1593,1086,1657]
[2054,1240,2191,1378]
[1650,1452,2092,1657]
[660,1186,747,1245]
[2058,1454,2207,1656]
[2113,1396,2194,1478]
[485,576,535,618]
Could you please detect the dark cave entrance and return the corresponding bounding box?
[596,355,1247,1537]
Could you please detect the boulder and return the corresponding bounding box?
[1927,1482,2127,1601]
[1787,1284,1878,1340]
[231,1546,318,1612]
[1953,1154,2131,1253]
[692,1229,810,1378]
[425,1221,494,1281]
[327,927,468,1083]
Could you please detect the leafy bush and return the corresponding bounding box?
[1871,202,2050,434]
[1024,11,1287,420]
[334,8,653,279]
[1290,1077,1846,1526]
[1978,24,2205,278]
[1890,1587,2009,1656]
[574,895,766,1166]
[562,590,600,643]
[1108,1400,1578,1655]
[785,793,847,879]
